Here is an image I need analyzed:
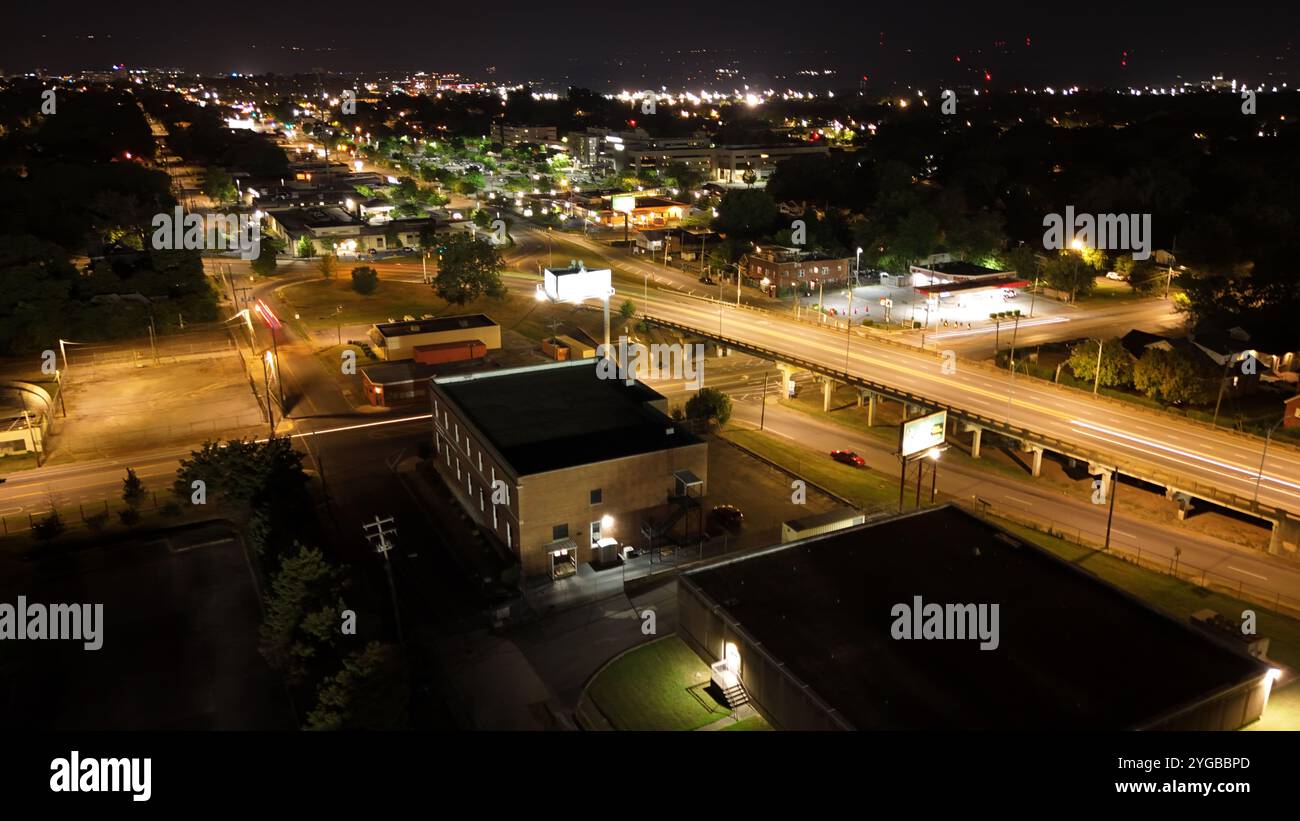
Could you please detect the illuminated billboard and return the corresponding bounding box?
[900,410,947,458]
[543,265,612,302]
[611,194,636,214]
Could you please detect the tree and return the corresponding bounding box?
[712,189,778,240]
[175,437,309,511]
[201,168,238,204]
[122,468,148,509]
[351,266,379,295]
[304,641,410,731]
[619,299,637,320]
[174,437,312,563]
[1132,347,1214,405]
[433,234,506,305]
[258,544,349,687]
[1068,339,1133,388]
[684,387,733,427]
[1005,243,1041,283]
[1043,252,1097,301]
[666,161,704,192]
[250,238,279,277]
[32,511,65,541]
[296,235,315,258]
[317,251,338,280]
[741,169,758,188]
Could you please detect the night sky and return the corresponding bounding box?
[4,1,1298,88]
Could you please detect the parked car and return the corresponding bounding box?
[710,504,745,531]
[1105,270,1125,281]
[830,450,866,467]
[699,275,715,285]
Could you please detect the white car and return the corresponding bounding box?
[1105,271,1125,281]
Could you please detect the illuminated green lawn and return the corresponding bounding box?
[587,635,732,731]
[721,715,772,731]
[723,428,898,509]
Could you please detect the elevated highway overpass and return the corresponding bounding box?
[635,290,1300,556]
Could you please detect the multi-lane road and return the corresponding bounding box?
[629,287,1297,523]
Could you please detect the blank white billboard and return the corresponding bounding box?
[544,266,612,302]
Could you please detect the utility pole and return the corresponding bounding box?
[844,286,855,373]
[1254,419,1283,507]
[1103,469,1119,552]
[1093,339,1104,396]
[271,326,286,410]
[1008,314,1021,373]
[1212,353,1234,427]
[759,371,769,430]
[363,516,405,647]
[261,353,275,433]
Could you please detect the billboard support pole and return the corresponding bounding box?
[898,457,907,512]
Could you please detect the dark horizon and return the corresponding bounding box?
[6,2,1298,89]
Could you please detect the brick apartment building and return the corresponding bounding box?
[740,246,852,296]
[429,360,708,579]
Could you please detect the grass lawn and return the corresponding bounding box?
[721,715,772,731]
[0,452,39,476]
[723,428,902,510]
[587,635,732,731]
[277,276,573,342]
[993,517,1300,672]
[278,278,445,330]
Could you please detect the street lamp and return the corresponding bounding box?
[854,246,863,288]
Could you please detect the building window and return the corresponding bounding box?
[590,489,602,505]
[552,523,569,541]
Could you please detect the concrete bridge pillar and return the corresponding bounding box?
[862,391,878,426]
[1030,446,1044,478]
[1268,515,1300,556]
[1088,463,1114,504]
[962,422,982,459]
[823,379,836,412]
[776,363,798,400]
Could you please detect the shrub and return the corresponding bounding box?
[118,508,141,527]
[85,511,110,531]
[351,266,379,295]
[33,511,65,541]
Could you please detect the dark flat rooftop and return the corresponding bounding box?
[914,260,1009,278]
[433,360,701,476]
[375,313,496,338]
[914,276,1029,295]
[683,506,1266,730]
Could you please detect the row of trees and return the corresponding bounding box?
[1067,339,1216,405]
[174,437,409,729]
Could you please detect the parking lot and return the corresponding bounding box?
[48,328,266,460]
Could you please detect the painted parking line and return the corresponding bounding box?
[1002,494,1035,506]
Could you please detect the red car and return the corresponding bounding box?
[830,450,866,467]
